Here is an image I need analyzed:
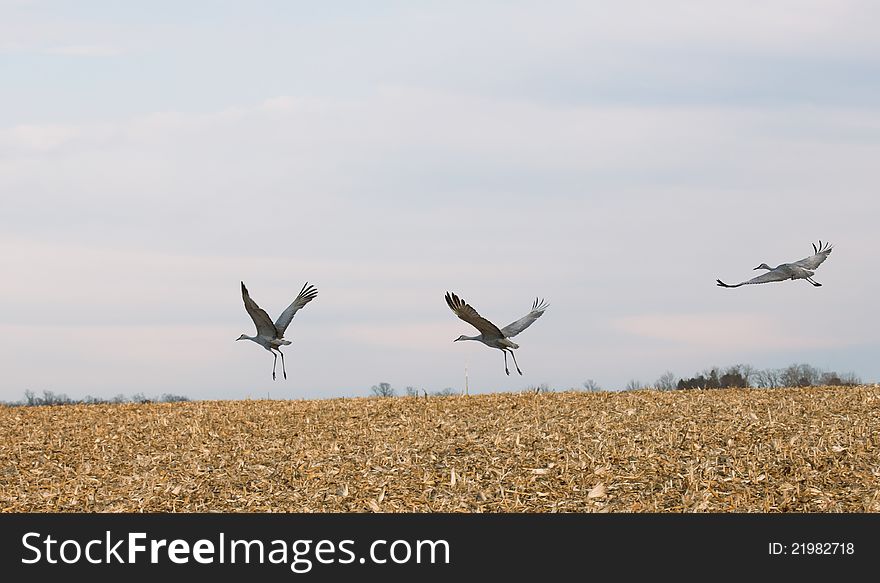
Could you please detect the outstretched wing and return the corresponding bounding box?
[274,282,318,336]
[716,270,791,288]
[241,281,277,338]
[445,291,504,339]
[501,297,549,338]
[791,240,833,270]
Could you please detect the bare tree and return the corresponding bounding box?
[405,386,419,397]
[839,372,862,386]
[40,390,72,405]
[583,379,602,392]
[820,371,862,386]
[780,364,820,388]
[625,379,643,391]
[370,382,396,398]
[655,371,677,391]
[820,371,843,386]
[701,368,721,389]
[160,393,190,403]
[737,364,757,387]
[754,368,781,388]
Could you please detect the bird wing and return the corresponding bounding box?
[241,281,278,338]
[791,240,832,270]
[501,297,549,338]
[274,282,318,336]
[445,291,504,338]
[718,269,792,288]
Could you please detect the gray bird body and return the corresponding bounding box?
[717,241,833,288]
[237,281,317,380]
[445,291,548,375]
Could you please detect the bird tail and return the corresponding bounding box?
[501,338,519,349]
[278,339,292,345]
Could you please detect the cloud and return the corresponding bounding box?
[1,124,84,152]
[334,322,460,350]
[42,44,122,57]
[612,313,852,352]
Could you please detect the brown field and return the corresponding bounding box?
[1,386,879,512]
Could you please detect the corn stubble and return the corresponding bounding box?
[1,386,878,512]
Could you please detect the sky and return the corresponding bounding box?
[1,0,879,401]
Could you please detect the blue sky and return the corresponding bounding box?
[2,1,879,401]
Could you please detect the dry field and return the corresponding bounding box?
[1,386,879,512]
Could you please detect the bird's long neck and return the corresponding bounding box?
[461,335,482,341]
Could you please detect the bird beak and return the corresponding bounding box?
[453,338,459,342]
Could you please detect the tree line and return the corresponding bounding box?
[370,382,459,398]
[640,363,862,391]
[370,362,864,398]
[10,363,858,407]
[3,390,191,407]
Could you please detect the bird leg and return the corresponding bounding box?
[807,277,822,287]
[271,351,278,381]
[279,350,287,380]
[508,350,523,375]
[502,351,510,375]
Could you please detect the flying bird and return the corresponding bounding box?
[445,291,548,375]
[237,281,318,380]
[716,240,833,289]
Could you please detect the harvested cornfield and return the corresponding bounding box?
[1,386,879,512]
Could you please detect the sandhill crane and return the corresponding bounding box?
[445,291,548,375]
[716,240,833,288]
[237,281,318,380]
